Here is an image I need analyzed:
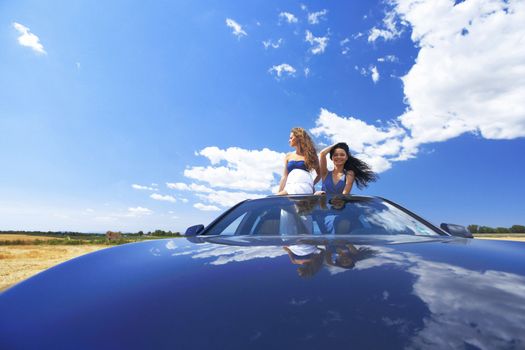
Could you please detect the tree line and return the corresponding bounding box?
[468,225,525,234]
[0,230,181,236]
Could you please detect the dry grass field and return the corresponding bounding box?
[474,236,525,242]
[0,233,61,242]
[0,244,108,291]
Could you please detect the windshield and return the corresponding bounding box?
[204,195,443,237]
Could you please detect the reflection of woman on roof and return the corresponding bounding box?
[283,245,325,278]
[277,128,320,195]
[317,142,377,195]
[325,243,376,269]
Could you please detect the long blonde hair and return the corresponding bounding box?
[291,127,319,171]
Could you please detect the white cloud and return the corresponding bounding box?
[190,245,286,265]
[193,203,221,211]
[180,198,189,203]
[184,146,284,191]
[13,22,46,55]
[167,182,214,193]
[308,9,328,24]
[269,63,297,78]
[225,18,247,38]
[166,182,190,191]
[370,65,380,83]
[394,0,525,145]
[310,108,407,172]
[150,193,176,203]
[377,55,398,62]
[305,30,329,54]
[340,38,350,55]
[262,38,283,49]
[311,0,525,171]
[368,9,405,42]
[127,207,152,216]
[197,190,265,207]
[279,12,298,23]
[304,67,310,77]
[355,65,381,83]
[132,184,157,191]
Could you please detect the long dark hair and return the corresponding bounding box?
[329,142,378,189]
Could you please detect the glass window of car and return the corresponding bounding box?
[203,196,442,237]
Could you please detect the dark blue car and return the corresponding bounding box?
[1,195,524,349]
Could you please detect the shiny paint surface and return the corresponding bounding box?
[1,235,525,350]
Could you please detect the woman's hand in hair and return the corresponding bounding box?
[319,143,337,180]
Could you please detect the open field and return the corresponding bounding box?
[474,234,525,242]
[0,245,108,291]
[0,234,61,242]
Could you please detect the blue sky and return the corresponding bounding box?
[1,0,524,232]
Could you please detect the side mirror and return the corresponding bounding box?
[185,224,204,236]
[440,223,473,238]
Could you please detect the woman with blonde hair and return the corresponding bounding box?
[277,127,320,195]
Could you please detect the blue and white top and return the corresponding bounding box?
[322,171,346,195]
[286,159,308,173]
[284,159,313,195]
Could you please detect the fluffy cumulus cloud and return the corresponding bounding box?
[305,30,329,55]
[184,146,284,191]
[196,190,266,207]
[225,18,247,38]
[279,12,298,23]
[308,9,328,24]
[150,193,176,203]
[132,184,157,191]
[314,0,525,172]
[127,207,152,216]
[311,109,407,172]
[268,63,296,78]
[13,22,46,54]
[394,0,525,144]
[193,203,221,211]
[368,8,405,42]
[167,182,214,193]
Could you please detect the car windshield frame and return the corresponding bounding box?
[201,195,448,237]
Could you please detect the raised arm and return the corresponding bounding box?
[319,144,335,180]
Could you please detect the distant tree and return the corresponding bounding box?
[510,225,525,233]
[478,226,495,234]
[467,225,479,234]
[138,230,144,236]
[496,227,510,233]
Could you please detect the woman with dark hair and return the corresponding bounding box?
[277,127,320,195]
[317,142,377,195]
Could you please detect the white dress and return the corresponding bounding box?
[284,169,314,195]
[280,163,315,235]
